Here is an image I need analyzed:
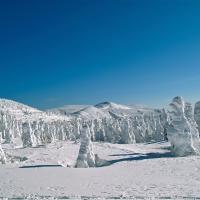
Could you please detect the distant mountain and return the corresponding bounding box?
[0,99,42,116]
[47,105,90,115]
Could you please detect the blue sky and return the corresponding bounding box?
[1,0,200,109]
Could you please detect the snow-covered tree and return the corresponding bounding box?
[22,122,38,147]
[194,101,200,133]
[167,96,200,156]
[0,132,6,164]
[75,123,96,168]
[0,141,6,164]
[0,146,6,164]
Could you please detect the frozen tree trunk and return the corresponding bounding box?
[75,124,96,168]
[167,96,200,156]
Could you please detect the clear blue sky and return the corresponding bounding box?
[1,0,200,109]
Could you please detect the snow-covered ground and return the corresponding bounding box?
[1,141,200,199]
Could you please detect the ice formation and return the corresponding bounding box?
[167,96,200,156]
[75,123,96,168]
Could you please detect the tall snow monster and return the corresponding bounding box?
[167,96,200,156]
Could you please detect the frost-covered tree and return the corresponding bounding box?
[75,123,96,168]
[0,135,6,164]
[194,101,200,134]
[21,122,38,147]
[167,96,200,156]
[0,145,6,164]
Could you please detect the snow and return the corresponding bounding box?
[1,141,200,199]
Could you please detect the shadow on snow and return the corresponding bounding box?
[106,151,173,166]
[19,164,63,168]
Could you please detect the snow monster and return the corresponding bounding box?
[0,143,6,164]
[75,123,96,168]
[167,96,200,156]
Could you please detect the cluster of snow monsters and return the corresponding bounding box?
[0,111,80,148]
[1,97,200,165]
[0,104,169,149]
[167,97,200,156]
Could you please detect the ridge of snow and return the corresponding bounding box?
[95,101,131,110]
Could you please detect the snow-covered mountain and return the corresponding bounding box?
[0,98,169,148]
[47,105,90,115]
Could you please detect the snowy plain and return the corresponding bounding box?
[1,141,200,199]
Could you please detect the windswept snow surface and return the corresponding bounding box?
[1,141,200,199]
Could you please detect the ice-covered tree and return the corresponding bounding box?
[167,96,200,156]
[75,123,96,168]
[0,137,6,164]
[0,146,6,164]
[194,101,200,133]
[0,132,6,164]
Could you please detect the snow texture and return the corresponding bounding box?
[167,96,200,156]
[1,141,200,199]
